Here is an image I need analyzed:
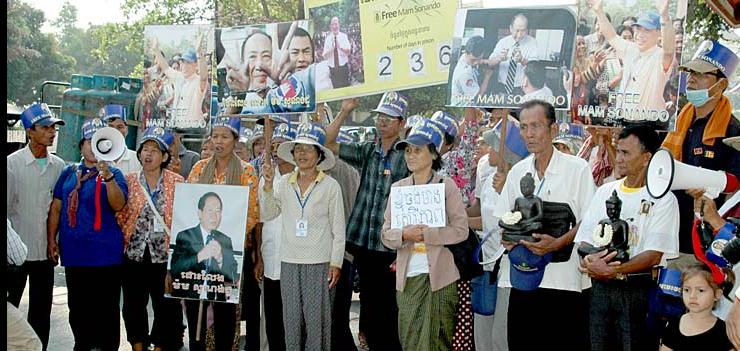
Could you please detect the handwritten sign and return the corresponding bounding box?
[390,183,446,229]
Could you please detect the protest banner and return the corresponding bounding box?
[143,25,213,131]
[570,0,686,130]
[215,20,317,116]
[390,183,447,229]
[165,183,249,304]
[305,0,458,102]
[446,4,578,110]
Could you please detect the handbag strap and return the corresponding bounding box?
[473,229,496,264]
[138,172,171,237]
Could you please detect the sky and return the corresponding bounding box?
[25,0,135,33]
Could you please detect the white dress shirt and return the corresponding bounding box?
[322,32,351,68]
[494,147,596,292]
[114,148,142,175]
[490,35,539,88]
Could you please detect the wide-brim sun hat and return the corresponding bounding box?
[276,123,336,171]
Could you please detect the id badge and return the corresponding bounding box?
[296,219,308,237]
[153,219,164,233]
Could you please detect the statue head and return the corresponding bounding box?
[605,190,622,220]
[520,172,536,196]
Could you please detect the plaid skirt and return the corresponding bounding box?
[397,275,458,351]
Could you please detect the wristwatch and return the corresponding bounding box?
[614,272,627,281]
[104,175,115,182]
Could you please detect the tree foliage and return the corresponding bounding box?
[7,1,75,105]
[684,0,732,42]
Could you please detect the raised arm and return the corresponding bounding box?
[658,0,676,71]
[325,98,359,154]
[590,0,617,41]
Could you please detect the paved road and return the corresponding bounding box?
[16,266,363,350]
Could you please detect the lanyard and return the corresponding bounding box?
[144,178,161,202]
[536,177,545,196]
[293,183,318,218]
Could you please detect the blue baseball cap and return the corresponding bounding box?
[272,123,296,142]
[20,103,65,129]
[211,117,242,136]
[139,126,174,152]
[101,104,126,122]
[430,111,459,138]
[508,245,552,291]
[632,11,661,30]
[395,119,445,153]
[181,48,198,63]
[681,40,739,77]
[404,115,425,130]
[81,118,106,140]
[372,91,409,118]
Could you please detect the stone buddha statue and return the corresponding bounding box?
[499,172,543,242]
[578,190,630,261]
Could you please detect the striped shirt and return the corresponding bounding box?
[7,146,65,261]
[339,141,410,253]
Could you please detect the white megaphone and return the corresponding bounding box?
[91,127,126,162]
[646,148,738,199]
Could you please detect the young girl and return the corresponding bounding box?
[660,263,734,351]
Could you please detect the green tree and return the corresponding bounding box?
[7,0,75,106]
[684,0,732,41]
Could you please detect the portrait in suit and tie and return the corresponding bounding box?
[170,191,239,302]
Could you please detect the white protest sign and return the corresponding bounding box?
[390,183,446,229]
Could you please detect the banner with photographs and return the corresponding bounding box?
[165,183,250,304]
[214,20,317,116]
[305,0,458,102]
[143,25,214,131]
[570,0,686,130]
[446,5,577,110]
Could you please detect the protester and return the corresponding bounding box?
[430,109,476,350]
[200,136,215,160]
[325,92,411,351]
[470,126,527,351]
[255,122,296,351]
[571,35,607,124]
[660,264,734,350]
[577,125,679,350]
[185,117,260,351]
[661,39,739,267]
[7,219,44,351]
[47,118,128,350]
[261,121,346,351]
[328,130,362,351]
[102,104,143,174]
[236,126,252,162]
[439,108,482,207]
[381,119,469,350]
[590,0,675,112]
[171,129,201,178]
[116,126,185,351]
[6,103,66,350]
[494,100,596,350]
[152,38,209,122]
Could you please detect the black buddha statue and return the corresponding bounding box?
[499,172,543,242]
[577,190,630,261]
